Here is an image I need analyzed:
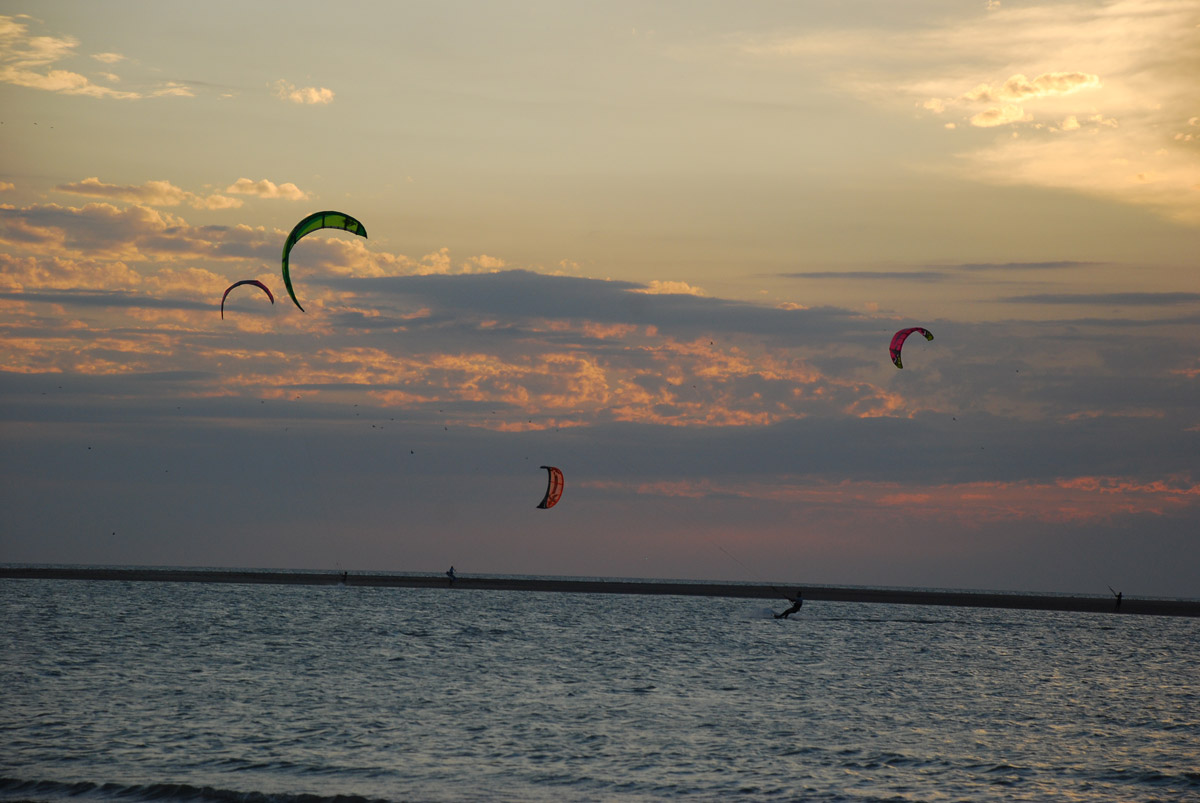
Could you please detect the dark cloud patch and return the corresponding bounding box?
[1014,313,1200,328]
[325,310,415,331]
[140,236,197,254]
[1002,292,1200,306]
[955,261,1100,271]
[0,289,211,312]
[130,370,218,383]
[332,270,864,340]
[775,270,946,281]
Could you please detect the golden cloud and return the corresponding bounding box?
[969,104,1033,128]
[225,178,310,201]
[0,15,184,100]
[631,280,708,296]
[271,79,335,105]
[56,177,240,210]
[963,72,1101,103]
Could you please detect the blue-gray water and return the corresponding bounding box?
[2,578,1198,802]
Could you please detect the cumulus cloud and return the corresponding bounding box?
[735,1,1199,222]
[963,72,1101,103]
[272,79,335,105]
[365,247,511,277]
[0,252,143,292]
[0,15,205,101]
[0,201,282,263]
[630,280,708,296]
[0,181,14,192]
[0,15,137,98]
[959,73,1101,127]
[225,178,310,201]
[970,104,1033,128]
[56,177,241,210]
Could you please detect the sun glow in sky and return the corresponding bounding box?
[2,2,1198,596]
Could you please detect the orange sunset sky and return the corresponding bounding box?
[1,2,1198,596]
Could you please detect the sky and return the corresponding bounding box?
[1,1,1198,597]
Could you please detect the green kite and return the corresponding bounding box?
[281,211,368,312]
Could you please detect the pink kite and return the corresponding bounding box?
[890,327,934,369]
[537,466,565,509]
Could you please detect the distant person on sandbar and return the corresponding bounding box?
[775,590,803,619]
[446,566,456,584]
[1114,591,1122,611]
[341,571,348,584]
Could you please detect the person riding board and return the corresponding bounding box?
[775,590,803,619]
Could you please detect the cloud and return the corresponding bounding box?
[0,287,214,312]
[0,252,143,292]
[588,474,1200,525]
[1001,292,1200,306]
[0,201,276,262]
[55,177,241,210]
[0,181,14,192]
[963,72,1101,103]
[970,104,1033,128]
[2,199,1195,452]
[150,81,195,98]
[954,261,1097,271]
[272,79,334,105]
[0,16,211,101]
[631,280,707,296]
[0,15,138,99]
[338,270,859,341]
[961,129,1200,223]
[733,0,1200,223]
[778,270,946,282]
[225,178,310,201]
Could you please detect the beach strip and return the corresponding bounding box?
[4,566,1197,616]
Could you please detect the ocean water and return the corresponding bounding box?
[2,578,1197,803]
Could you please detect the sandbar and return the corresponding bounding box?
[3,566,1196,617]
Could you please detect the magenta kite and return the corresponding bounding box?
[890,327,934,369]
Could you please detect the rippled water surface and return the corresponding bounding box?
[2,578,1198,802]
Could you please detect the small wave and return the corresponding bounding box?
[0,778,392,803]
[1093,767,1200,789]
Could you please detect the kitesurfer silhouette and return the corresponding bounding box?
[775,590,803,619]
[446,566,456,585]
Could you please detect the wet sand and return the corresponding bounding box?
[3,566,1196,617]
